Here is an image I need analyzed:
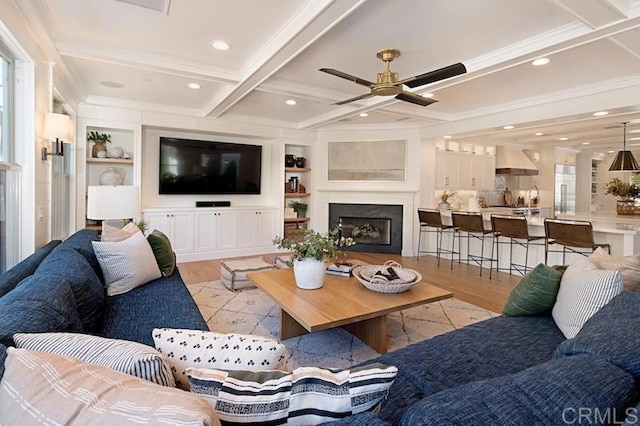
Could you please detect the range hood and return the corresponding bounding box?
[495,146,538,175]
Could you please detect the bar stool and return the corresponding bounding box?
[544,218,611,265]
[452,212,495,276]
[417,208,457,268]
[490,214,545,277]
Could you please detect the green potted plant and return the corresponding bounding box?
[273,229,354,289]
[87,131,112,158]
[289,201,308,218]
[604,178,640,215]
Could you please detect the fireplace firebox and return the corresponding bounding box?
[329,203,402,254]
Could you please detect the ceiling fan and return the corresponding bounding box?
[320,48,466,106]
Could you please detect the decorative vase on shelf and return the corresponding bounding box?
[100,167,125,186]
[616,200,635,215]
[293,258,326,290]
[108,146,125,159]
[92,141,107,158]
[295,157,306,168]
[285,154,295,168]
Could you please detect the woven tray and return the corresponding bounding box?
[353,261,422,293]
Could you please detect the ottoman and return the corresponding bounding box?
[220,257,275,291]
[274,254,293,269]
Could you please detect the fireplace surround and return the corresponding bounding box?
[329,203,403,254]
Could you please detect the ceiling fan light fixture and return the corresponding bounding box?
[609,122,640,171]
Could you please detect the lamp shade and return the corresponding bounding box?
[44,112,72,142]
[609,150,640,171]
[87,186,140,220]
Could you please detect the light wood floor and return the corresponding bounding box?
[178,253,522,313]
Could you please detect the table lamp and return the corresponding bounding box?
[86,185,140,230]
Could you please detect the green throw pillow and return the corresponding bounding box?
[502,263,568,316]
[147,230,176,277]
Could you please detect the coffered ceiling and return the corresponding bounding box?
[14,0,640,151]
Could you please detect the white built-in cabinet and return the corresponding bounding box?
[143,207,278,262]
[143,211,195,254]
[435,152,495,190]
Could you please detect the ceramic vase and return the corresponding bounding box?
[100,167,125,185]
[285,154,295,167]
[92,141,107,158]
[293,257,325,290]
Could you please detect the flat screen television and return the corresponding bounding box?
[159,137,262,195]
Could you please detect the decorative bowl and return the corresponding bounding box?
[353,261,422,293]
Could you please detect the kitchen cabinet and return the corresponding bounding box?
[144,211,194,254]
[436,152,495,190]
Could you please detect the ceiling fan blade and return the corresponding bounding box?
[334,92,375,105]
[319,68,375,87]
[402,63,467,88]
[395,92,438,107]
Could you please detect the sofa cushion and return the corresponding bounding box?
[320,412,390,426]
[0,274,83,347]
[34,247,105,332]
[399,354,636,426]
[153,328,287,390]
[14,332,175,387]
[97,269,209,347]
[364,314,565,423]
[590,247,640,291]
[552,256,623,339]
[0,240,61,298]
[147,229,176,277]
[554,289,640,379]
[56,228,103,281]
[503,263,566,316]
[92,230,162,296]
[0,343,6,382]
[0,348,218,425]
[188,363,397,425]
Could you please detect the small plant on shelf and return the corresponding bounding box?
[604,178,640,201]
[87,131,112,143]
[289,201,308,218]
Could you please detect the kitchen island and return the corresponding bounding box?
[418,208,640,275]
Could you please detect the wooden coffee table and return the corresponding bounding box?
[247,265,452,353]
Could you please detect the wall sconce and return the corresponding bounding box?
[41,112,72,161]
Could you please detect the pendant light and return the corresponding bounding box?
[609,122,640,171]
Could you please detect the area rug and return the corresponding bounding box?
[187,280,498,370]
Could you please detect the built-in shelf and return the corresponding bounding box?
[284,217,310,224]
[284,193,310,198]
[86,158,134,164]
[285,167,311,173]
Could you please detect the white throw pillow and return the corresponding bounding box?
[589,247,640,291]
[187,363,398,425]
[153,328,287,390]
[0,348,219,426]
[552,256,623,339]
[92,231,162,296]
[14,332,175,387]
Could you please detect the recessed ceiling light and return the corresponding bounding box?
[359,112,368,117]
[608,150,616,153]
[532,57,550,66]
[422,92,434,98]
[211,40,230,50]
[582,142,590,145]
[285,99,296,106]
[188,83,201,89]
[444,135,452,139]
[560,137,569,141]
[593,111,609,116]
[99,81,125,88]
[503,125,514,130]
[534,132,544,136]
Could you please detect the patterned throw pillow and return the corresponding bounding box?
[589,247,640,291]
[502,264,567,316]
[153,328,287,390]
[14,332,175,387]
[100,222,139,242]
[187,363,398,425]
[92,231,162,296]
[552,257,623,339]
[147,229,176,277]
[0,348,218,425]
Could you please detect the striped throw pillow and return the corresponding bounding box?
[14,332,175,387]
[0,348,217,425]
[552,257,623,339]
[187,363,398,424]
[92,230,162,296]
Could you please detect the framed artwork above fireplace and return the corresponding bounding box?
[327,140,406,182]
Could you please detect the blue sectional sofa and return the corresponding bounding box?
[0,229,208,380]
[2,228,639,425]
